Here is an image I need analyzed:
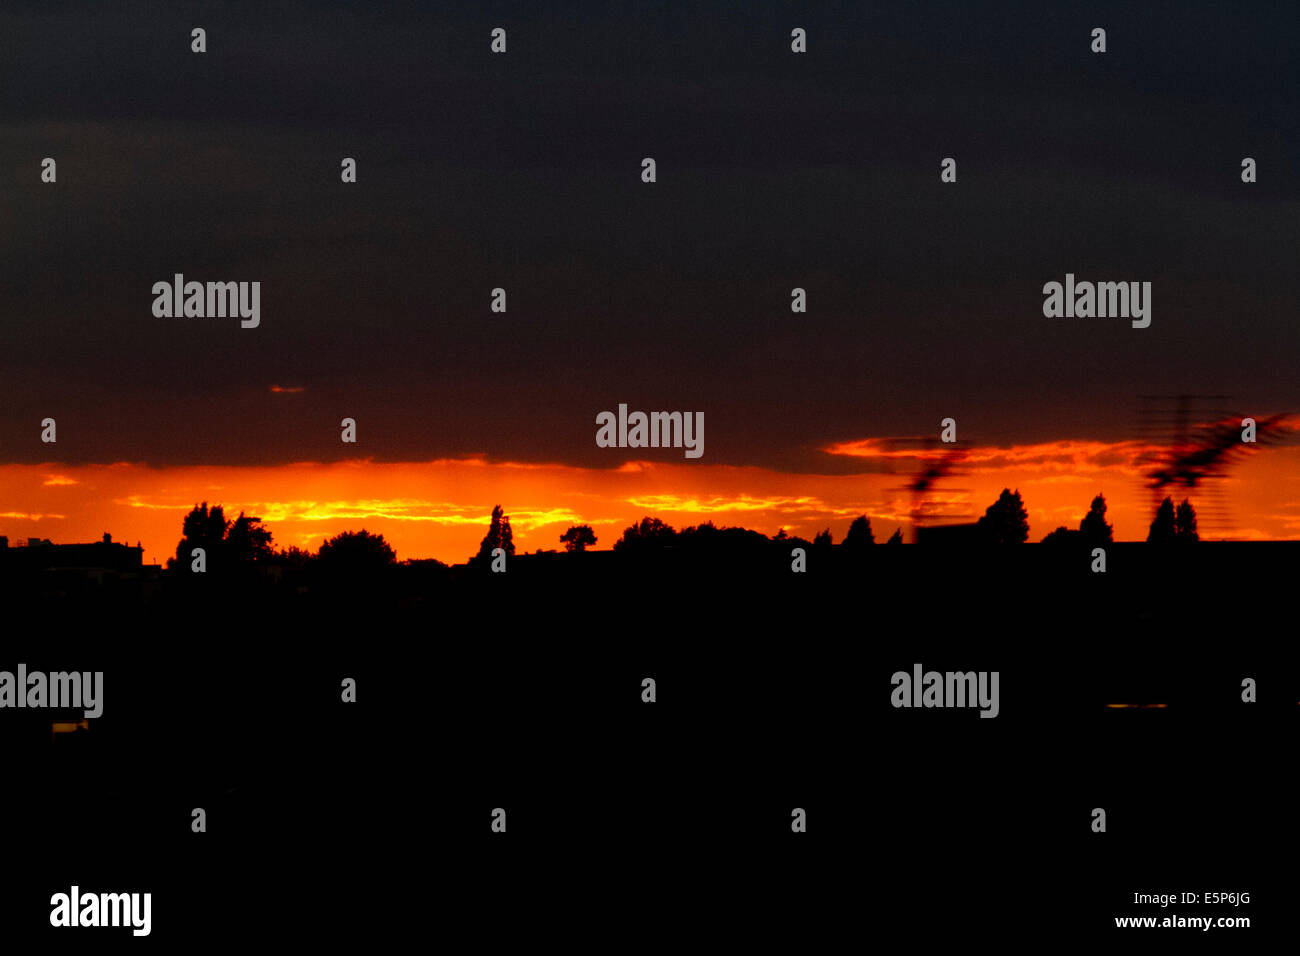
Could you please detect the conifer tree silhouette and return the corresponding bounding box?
[977,488,1030,544]
[1174,499,1199,541]
[843,515,876,548]
[1079,493,1113,546]
[474,505,516,562]
[1147,497,1177,544]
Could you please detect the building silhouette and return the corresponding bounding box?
[0,532,161,599]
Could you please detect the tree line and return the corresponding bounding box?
[164,490,1201,576]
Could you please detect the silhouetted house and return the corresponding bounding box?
[0,532,144,575]
[0,533,155,599]
[916,522,983,546]
[448,549,618,581]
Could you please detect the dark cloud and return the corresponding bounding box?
[2,1,1296,469]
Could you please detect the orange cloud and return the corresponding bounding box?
[0,440,1297,564]
[824,436,1160,476]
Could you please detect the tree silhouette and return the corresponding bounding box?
[174,502,229,567]
[171,502,277,574]
[318,529,396,572]
[886,527,903,546]
[678,521,719,546]
[474,505,516,562]
[613,516,677,553]
[275,545,315,568]
[1079,493,1113,545]
[1041,526,1079,545]
[977,488,1030,544]
[559,524,597,552]
[1174,499,1199,541]
[785,535,814,554]
[1147,497,1176,543]
[843,515,876,548]
[167,502,280,583]
[225,512,274,564]
[812,528,832,548]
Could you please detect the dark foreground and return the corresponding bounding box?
[1,542,1293,946]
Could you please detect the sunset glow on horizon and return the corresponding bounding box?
[3,438,1298,565]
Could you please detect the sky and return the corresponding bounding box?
[4,438,1300,565]
[2,2,1297,561]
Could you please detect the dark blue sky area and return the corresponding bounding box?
[2,1,1296,470]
